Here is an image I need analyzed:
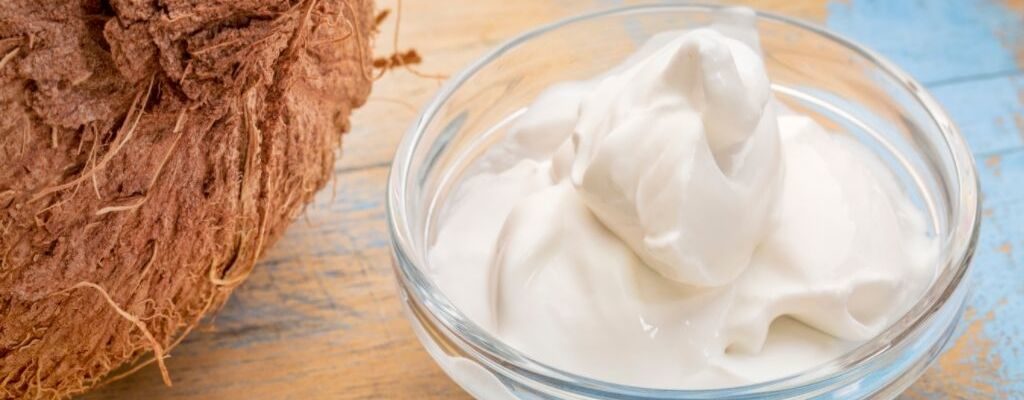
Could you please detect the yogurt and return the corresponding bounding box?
[427,9,936,389]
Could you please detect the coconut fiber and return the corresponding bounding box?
[0,0,373,397]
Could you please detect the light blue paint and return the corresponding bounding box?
[826,0,1023,84]
[971,148,1024,391]
[930,75,1024,156]
[826,0,1024,397]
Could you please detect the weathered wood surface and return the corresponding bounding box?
[82,0,1024,398]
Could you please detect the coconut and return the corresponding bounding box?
[0,0,373,398]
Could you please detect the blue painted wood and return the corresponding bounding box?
[826,0,1024,398]
[827,0,1023,84]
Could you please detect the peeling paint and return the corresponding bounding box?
[987,155,1003,177]
[827,1,1022,83]
[1015,113,1024,142]
[904,309,1010,399]
[1003,0,1024,66]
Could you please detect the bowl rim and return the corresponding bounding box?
[386,3,981,397]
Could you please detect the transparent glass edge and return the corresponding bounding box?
[384,3,982,398]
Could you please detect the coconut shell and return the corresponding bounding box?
[0,0,374,398]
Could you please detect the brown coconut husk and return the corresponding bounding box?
[0,0,374,398]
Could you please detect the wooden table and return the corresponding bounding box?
[83,0,1024,398]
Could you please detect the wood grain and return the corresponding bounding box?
[81,1,1024,399]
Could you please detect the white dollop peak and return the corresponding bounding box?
[570,28,782,286]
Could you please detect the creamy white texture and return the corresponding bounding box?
[571,28,781,286]
[428,12,935,390]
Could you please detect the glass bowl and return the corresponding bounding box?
[386,4,980,399]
